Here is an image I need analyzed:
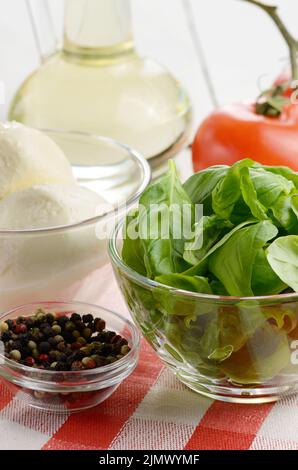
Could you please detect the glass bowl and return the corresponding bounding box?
[109,219,298,404]
[0,131,151,311]
[0,301,140,413]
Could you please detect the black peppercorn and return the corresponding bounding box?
[82,314,93,323]
[102,343,113,355]
[26,318,35,328]
[49,351,58,362]
[71,313,81,322]
[1,331,11,342]
[74,321,85,332]
[43,326,55,338]
[95,318,106,332]
[57,316,68,327]
[55,362,69,371]
[21,347,31,359]
[39,342,51,354]
[45,313,55,324]
[12,340,22,351]
[48,337,57,348]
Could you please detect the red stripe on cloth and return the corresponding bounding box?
[185,401,274,450]
[43,339,163,450]
[0,380,16,411]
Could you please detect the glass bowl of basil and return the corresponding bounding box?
[109,159,298,403]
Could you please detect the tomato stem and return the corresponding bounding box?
[241,0,298,81]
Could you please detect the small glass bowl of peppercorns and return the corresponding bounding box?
[0,301,140,413]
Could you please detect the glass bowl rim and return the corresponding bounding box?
[0,300,141,377]
[0,130,151,236]
[109,217,298,304]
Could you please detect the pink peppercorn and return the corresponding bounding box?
[25,357,35,367]
[38,354,49,363]
[15,324,27,334]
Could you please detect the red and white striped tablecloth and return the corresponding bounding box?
[1,265,297,451]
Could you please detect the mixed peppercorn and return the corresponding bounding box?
[0,309,131,371]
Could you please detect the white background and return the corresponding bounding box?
[0,0,297,133]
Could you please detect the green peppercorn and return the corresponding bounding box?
[91,355,106,367]
[121,345,130,356]
[106,355,117,364]
[32,349,39,359]
[82,357,96,369]
[79,346,89,355]
[77,337,86,345]
[9,350,21,361]
[82,328,92,339]
[65,321,75,332]
[57,342,66,352]
[54,335,64,343]
[52,324,61,335]
[28,340,37,350]
[0,322,9,334]
[36,312,46,322]
[71,360,84,371]
[72,330,80,339]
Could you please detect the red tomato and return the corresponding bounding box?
[192,101,298,172]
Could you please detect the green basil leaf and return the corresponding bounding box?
[252,248,287,296]
[212,159,254,219]
[184,220,257,277]
[240,167,268,220]
[208,221,278,296]
[155,274,212,294]
[270,193,298,233]
[267,235,298,292]
[249,168,294,208]
[138,161,193,277]
[183,215,233,266]
[183,165,228,213]
[122,209,146,276]
[253,163,298,189]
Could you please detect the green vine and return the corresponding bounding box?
[241,0,298,116]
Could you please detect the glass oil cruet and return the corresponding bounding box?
[9,0,192,166]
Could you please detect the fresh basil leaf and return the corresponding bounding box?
[183,165,228,214]
[292,194,298,217]
[210,279,229,296]
[254,163,298,189]
[122,209,147,276]
[138,161,193,277]
[208,221,278,296]
[212,159,254,219]
[184,220,257,277]
[249,168,294,208]
[252,248,287,295]
[155,274,212,294]
[267,235,298,292]
[270,193,298,233]
[240,167,268,220]
[183,215,233,266]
